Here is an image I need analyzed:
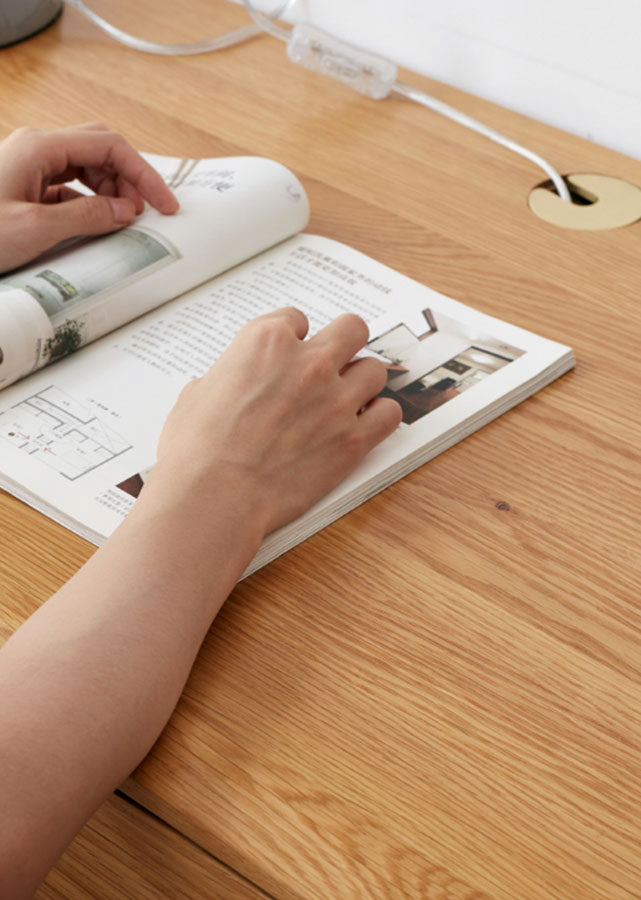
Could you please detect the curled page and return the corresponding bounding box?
[0,289,53,389]
[0,154,310,390]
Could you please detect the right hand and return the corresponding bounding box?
[150,307,402,538]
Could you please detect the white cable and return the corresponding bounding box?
[242,0,290,42]
[271,18,574,204]
[392,81,572,203]
[65,0,291,56]
[66,1,572,203]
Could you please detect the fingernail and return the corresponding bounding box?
[109,196,135,225]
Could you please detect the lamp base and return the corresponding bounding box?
[0,0,63,49]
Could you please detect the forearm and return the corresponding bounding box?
[0,305,400,897]
[0,473,262,897]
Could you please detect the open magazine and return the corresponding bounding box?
[0,153,574,576]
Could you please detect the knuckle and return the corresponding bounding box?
[15,203,46,240]
[16,202,40,229]
[324,391,350,423]
[77,197,105,231]
[172,378,203,415]
[280,305,304,322]
[109,132,127,150]
[337,394,357,423]
[91,172,115,196]
[9,204,51,259]
[104,133,131,169]
[6,126,44,161]
[10,125,39,141]
[248,316,291,348]
[342,426,366,459]
[304,346,334,383]
[179,378,199,399]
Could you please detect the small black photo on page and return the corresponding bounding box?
[366,307,525,425]
[116,472,145,499]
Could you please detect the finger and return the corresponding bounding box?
[35,193,137,247]
[52,123,113,161]
[46,167,86,187]
[79,167,144,209]
[50,166,146,215]
[74,167,118,196]
[357,396,403,446]
[70,122,112,133]
[254,306,310,341]
[308,314,369,368]
[43,129,178,215]
[45,181,143,216]
[340,356,389,411]
[116,174,145,214]
[42,185,86,203]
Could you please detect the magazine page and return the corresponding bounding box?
[0,234,573,566]
[0,154,309,389]
[250,238,574,573]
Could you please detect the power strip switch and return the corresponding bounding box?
[287,23,397,99]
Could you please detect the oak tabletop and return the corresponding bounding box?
[36,792,269,900]
[1,2,640,899]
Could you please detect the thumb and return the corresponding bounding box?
[37,194,136,245]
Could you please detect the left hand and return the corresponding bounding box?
[0,122,179,273]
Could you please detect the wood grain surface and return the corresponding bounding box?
[36,793,270,899]
[1,2,640,898]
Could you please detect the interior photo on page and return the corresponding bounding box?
[0,227,178,375]
[367,308,525,425]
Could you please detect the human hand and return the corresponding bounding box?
[0,123,178,273]
[150,308,403,540]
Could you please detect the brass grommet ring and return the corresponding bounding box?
[529,173,641,231]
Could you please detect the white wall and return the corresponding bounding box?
[236,0,641,161]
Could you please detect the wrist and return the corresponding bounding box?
[127,461,267,583]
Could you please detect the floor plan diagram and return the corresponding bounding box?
[0,386,131,480]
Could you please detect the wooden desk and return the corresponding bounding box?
[1,2,641,898]
[36,793,268,899]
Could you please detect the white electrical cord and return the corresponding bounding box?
[242,0,290,42]
[67,0,572,202]
[241,1,571,202]
[65,0,292,56]
[392,82,572,202]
